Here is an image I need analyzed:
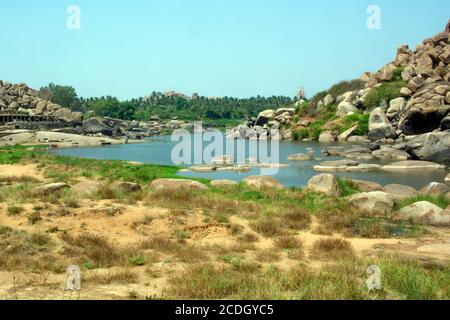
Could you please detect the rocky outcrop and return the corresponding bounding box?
[306,174,341,196]
[0,81,83,124]
[398,82,450,135]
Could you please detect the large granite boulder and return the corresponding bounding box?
[420,182,450,197]
[255,110,275,126]
[306,174,341,196]
[52,108,84,124]
[368,108,396,141]
[32,183,70,195]
[82,117,122,137]
[384,184,418,201]
[386,97,406,120]
[323,94,335,107]
[318,131,336,143]
[348,191,395,215]
[149,179,209,191]
[242,176,284,190]
[210,180,238,188]
[405,132,450,163]
[336,102,358,117]
[396,201,449,226]
[72,181,103,195]
[351,180,384,192]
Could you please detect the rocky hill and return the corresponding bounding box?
[232,19,450,164]
[0,80,83,124]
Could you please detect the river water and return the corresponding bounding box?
[50,135,448,189]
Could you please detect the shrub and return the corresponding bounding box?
[7,205,24,216]
[337,178,360,196]
[340,113,370,136]
[363,81,406,111]
[310,238,355,259]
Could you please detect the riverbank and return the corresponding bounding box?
[0,145,449,300]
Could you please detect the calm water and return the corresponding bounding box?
[51,135,449,189]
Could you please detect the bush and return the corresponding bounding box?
[363,81,406,111]
[340,113,370,136]
[309,80,364,109]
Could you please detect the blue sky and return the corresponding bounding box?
[0,0,449,99]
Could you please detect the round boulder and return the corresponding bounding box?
[420,182,450,197]
[242,176,284,190]
[396,201,446,226]
[351,180,384,192]
[32,183,70,195]
[306,174,341,197]
[211,180,239,188]
[384,184,418,201]
[149,179,208,191]
[347,191,395,215]
[72,181,103,195]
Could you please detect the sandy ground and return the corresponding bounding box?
[0,164,449,300]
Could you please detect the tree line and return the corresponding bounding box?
[39,83,294,121]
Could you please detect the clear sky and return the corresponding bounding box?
[0,0,449,100]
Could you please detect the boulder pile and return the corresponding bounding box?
[0,81,83,125]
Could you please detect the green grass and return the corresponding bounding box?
[337,178,360,196]
[166,256,450,300]
[396,195,450,210]
[0,145,207,185]
[363,80,407,111]
[339,113,370,136]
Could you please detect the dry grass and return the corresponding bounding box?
[0,227,60,271]
[237,232,259,244]
[310,238,355,260]
[140,236,207,263]
[274,236,303,250]
[250,218,288,237]
[280,208,312,231]
[85,269,139,284]
[0,175,40,184]
[61,233,123,268]
[255,250,281,263]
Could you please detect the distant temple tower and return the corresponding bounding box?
[296,86,306,100]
